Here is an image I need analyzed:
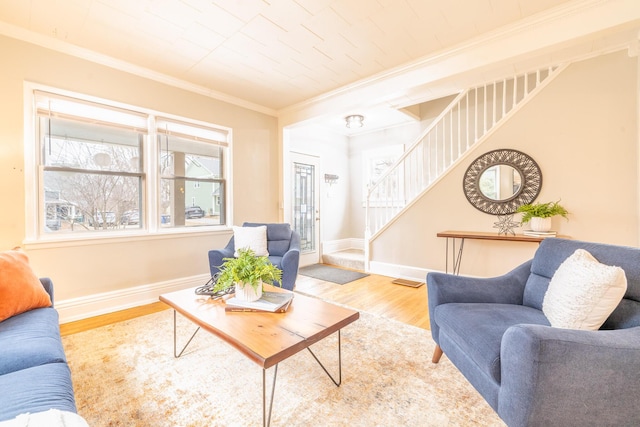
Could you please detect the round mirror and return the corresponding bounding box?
[463,149,541,215]
[478,165,522,201]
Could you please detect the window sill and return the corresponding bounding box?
[23,226,232,250]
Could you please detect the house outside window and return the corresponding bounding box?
[30,88,230,239]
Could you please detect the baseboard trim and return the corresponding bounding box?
[369,260,434,283]
[322,238,364,254]
[55,274,210,324]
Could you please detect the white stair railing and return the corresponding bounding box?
[364,65,567,265]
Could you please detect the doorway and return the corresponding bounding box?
[290,152,320,266]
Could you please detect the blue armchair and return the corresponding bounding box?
[208,222,301,291]
[427,238,640,427]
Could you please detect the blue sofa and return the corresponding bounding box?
[208,222,301,291]
[428,238,640,427]
[0,278,80,422]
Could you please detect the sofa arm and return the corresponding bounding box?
[39,277,54,305]
[498,324,640,427]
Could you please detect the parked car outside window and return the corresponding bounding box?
[185,206,205,219]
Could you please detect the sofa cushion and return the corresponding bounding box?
[0,363,77,422]
[435,303,549,383]
[0,307,67,375]
[233,225,268,256]
[0,250,52,322]
[543,249,627,330]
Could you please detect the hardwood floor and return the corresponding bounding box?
[60,269,430,336]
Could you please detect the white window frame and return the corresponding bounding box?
[23,83,233,245]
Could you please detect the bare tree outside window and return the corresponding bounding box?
[40,117,143,233]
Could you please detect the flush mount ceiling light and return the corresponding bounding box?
[345,114,364,129]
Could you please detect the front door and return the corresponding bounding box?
[291,153,320,266]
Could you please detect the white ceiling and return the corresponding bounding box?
[0,0,639,135]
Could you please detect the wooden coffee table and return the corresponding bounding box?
[159,286,359,426]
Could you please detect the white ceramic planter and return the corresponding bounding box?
[234,280,263,302]
[529,217,552,232]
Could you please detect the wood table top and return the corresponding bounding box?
[437,230,569,243]
[159,286,360,369]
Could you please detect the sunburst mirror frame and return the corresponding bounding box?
[463,149,542,215]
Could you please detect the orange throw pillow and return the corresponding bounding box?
[0,250,52,322]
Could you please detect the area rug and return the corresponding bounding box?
[62,308,504,427]
[298,264,369,285]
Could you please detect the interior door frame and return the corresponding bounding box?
[286,151,321,267]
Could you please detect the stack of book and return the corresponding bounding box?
[523,230,557,237]
[225,290,294,313]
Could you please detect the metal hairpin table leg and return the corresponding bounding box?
[173,309,200,358]
[263,365,278,427]
[306,330,342,386]
[453,237,465,275]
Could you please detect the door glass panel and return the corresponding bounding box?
[293,162,315,253]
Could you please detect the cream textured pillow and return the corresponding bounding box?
[542,249,627,330]
[233,225,269,257]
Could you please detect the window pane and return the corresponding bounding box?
[40,117,142,173]
[159,133,225,227]
[38,114,143,234]
[43,171,141,233]
[160,178,225,227]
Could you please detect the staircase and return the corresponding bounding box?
[322,249,365,271]
[364,65,568,268]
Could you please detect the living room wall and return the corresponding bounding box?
[0,35,280,308]
[372,50,639,278]
[286,124,351,243]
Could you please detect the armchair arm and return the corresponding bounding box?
[279,231,300,291]
[428,260,531,343]
[427,259,532,307]
[498,325,640,427]
[208,238,235,277]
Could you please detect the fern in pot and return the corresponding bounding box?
[214,248,282,302]
[516,201,569,232]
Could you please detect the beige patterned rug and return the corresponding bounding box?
[62,304,505,426]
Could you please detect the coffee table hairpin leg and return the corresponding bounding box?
[173,310,201,358]
[307,330,342,386]
[262,330,343,427]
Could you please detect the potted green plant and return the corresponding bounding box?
[516,200,569,232]
[214,248,282,302]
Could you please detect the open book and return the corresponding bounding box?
[225,290,294,313]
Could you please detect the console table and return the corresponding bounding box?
[437,230,566,275]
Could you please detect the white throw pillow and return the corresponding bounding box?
[542,249,627,330]
[233,225,269,257]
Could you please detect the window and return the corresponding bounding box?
[156,117,227,227]
[31,88,230,239]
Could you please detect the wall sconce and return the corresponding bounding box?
[345,114,364,129]
[324,174,339,185]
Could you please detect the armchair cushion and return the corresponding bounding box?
[436,303,549,384]
[543,248,627,330]
[232,225,268,256]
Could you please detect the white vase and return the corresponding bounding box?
[234,280,263,302]
[529,217,552,232]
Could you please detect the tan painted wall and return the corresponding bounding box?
[372,51,639,277]
[0,35,279,300]
[288,125,351,242]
